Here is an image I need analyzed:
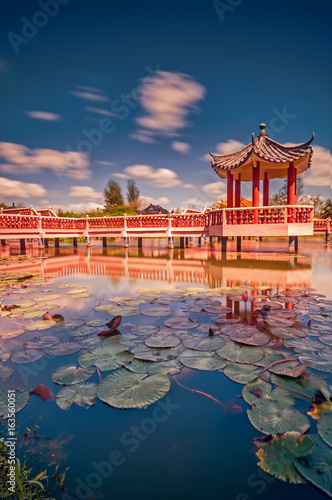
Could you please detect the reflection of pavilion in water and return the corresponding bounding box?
[1,246,312,290]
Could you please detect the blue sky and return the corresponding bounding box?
[0,0,330,211]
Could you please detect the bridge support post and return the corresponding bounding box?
[180,237,185,249]
[189,237,193,246]
[1,239,6,246]
[102,237,107,248]
[138,237,143,248]
[168,236,174,249]
[221,237,227,253]
[86,236,91,247]
[123,236,129,248]
[289,236,298,253]
[326,233,330,242]
[73,237,78,247]
[38,238,44,249]
[198,237,202,246]
[27,238,33,246]
[236,237,241,252]
[185,237,189,247]
[20,239,26,252]
[44,238,49,247]
[55,238,60,248]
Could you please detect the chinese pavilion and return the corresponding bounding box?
[210,123,314,208]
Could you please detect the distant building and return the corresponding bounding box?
[136,203,169,215]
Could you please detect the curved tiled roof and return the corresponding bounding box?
[210,124,314,174]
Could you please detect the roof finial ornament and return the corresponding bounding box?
[251,133,255,146]
[259,123,267,136]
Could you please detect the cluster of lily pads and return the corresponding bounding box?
[1,272,332,497]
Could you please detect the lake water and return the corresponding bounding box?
[1,238,331,500]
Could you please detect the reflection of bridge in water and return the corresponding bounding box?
[1,246,312,291]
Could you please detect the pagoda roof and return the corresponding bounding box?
[136,204,168,215]
[210,124,314,181]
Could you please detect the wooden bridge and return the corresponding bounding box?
[0,205,330,253]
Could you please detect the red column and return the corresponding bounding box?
[227,171,233,208]
[235,174,241,207]
[252,162,260,207]
[287,162,297,205]
[263,172,269,206]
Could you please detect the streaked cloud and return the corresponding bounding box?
[0,176,46,200]
[139,196,170,207]
[172,141,191,154]
[69,186,103,201]
[135,71,206,136]
[128,132,156,143]
[0,142,90,180]
[201,139,246,161]
[85,106,118,117]
[71,90,109,102]
[96,161,115,166]
[26,111,63,121]
[115,164,182,188]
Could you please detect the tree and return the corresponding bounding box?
[321,199,332,219]
[270,176,304,206]
[104,180,124,209]
[0,203,9,209]
[127,179,140,207]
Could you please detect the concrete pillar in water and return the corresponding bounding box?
[236,237,241,252]
[221,237,227,254]
[20,239,26,252]
[38,238,44,249]
[55,238,60,248]
[289,236,298,253]
[180,237,185,249]
[185,237,189,247]
[102,237,107,248]
[198,237,202,246]
[189,237,193,246]
[124,236,129,248]
[44,238,49,247]
[1,239,6,246]
[86,236,91,247]
[168,236,174,249]
[138,237,143,248]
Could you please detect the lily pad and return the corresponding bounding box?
[164,317,199,329]
[270,372,330,400]
[34,294,61,301]
[230,332,271,347]
[141,306,173,317]
[85,318,109,327]
[247,400,310,435]
[68,325,97,336]
[270,327,306,339]
[294,435,332,498]
[2,328,25,339]
[108,307,140,317]
[126,359,152,374]
[44,342,81,356]
[97,370,170,409]
[78,344,133,371]
[25,320,57,331]
[180,350,227,371]
[255,432,315,484]
[145,335,181,348]
[182,336,225,351]
[24,335,60,349]
[11,348,44,364]
[2,366,14,382]
[133,346,179,362]
[0,389,30,418]
[148,359,182,375]
[56,382,97,411]
[217,341,264,364]
[52,364,96,385]
[242,379,295,407]
[317,414,332,448]
[57,319,85,330]
[130,324,160,336]
[224,363,259,384]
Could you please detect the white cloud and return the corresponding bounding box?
[26,111,63,121]
[301,145,330,188]
[115,164,182,188]
[77,86,103,93]
[128,133,156,144]
[0,142,91,180]
[201,182,227,198]
[69,186,103,201]
[135,71,206,136]
[139,196,170,207]
[85,106,118,117]
[71,91,109,102]
[172,141,191,154]
[201,139,246,161]
[0,177,46,200]
[96,161,115,166]
[182,197,207,208]
[61,202,102,212]
[183,183,196,189]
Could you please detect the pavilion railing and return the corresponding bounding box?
[208,205,314,226]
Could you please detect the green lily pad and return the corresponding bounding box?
[269,360,309,378]
[34,294,61,301]
[52,364,96,385]
[11,349,44,364]
[247,400,310,435]
[108,307,140,317]
[55,382,97,411]
[68,325,97,336]
[0,389,30,418]
[141,306,173,317]
[78,344,133,371]
[224,364,259,384]
[270,327,306,339]
[66,288,88,294]
[97,370,170,409]
[2,328,25,339]
[242,379,295,407]
[148,359,182,375]
[132,345,179,362]
[230,331,271,346]
[25,320,57,331]
[255,432,315,484]
[130,324,160,336]
[164,317,199,329]
[126,359,152,374]
[182,336,225,351]
[24,335,60,349]
[294,435,332,497]
[317,414,332,448]
[57,319,85,330]
[86,318,109,327]
[180,350,227,371]
[2,366,14,382]
[216,341,264,364]
[270,372,330,400]
[145,335,181,348]
[44,342,82,356]
[135,288,161,294]
[70,293,92,298]
[56,283,79,288]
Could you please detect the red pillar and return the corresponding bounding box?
[263,172,269,206]
[235,174,241,207]
[287,162,297,205]
[227,171,233,208]
[252,162,260,207]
